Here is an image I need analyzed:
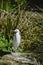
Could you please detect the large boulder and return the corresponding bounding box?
[0,53,40,65]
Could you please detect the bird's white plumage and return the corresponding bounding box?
[13,29,21,51]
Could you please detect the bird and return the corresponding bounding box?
[13,29,21,52]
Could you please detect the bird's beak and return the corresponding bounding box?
[12,30,16,34]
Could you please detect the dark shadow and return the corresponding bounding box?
[26,0,43,12]
[0,50,11,56]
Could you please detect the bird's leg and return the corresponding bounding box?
[12,47,15,52]
[15,47,19,52]
[12,47,18,52]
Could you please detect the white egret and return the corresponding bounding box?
[13,29,21,52]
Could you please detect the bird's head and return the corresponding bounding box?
[13,29,20,33]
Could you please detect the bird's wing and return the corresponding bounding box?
[13,35,18,50]
[13,35,17,43]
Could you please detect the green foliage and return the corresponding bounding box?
[0,33,13,51]
[0,0,12,11]
[0,33,7,48]
[5,15,13,42]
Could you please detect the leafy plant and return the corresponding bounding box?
[0,33,13,51]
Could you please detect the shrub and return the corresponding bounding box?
[0,33,13,52]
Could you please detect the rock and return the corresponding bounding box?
[0,53,40,65]
[0,60,13,65]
